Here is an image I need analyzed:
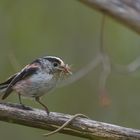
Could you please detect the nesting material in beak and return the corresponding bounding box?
[59,64,72,75]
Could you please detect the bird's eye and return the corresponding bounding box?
[53,62,59,67]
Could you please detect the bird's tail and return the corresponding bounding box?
[0,74,17,99]
[0,84,8,95]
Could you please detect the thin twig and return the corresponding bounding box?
[0,102,140,139]
[98,14,111,107]
[59,54,101,87]
[43,114,88,137]
[100,14,106,53]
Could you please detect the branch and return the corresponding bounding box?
[60,54,101,87]
[78,0,140,34]
[0,103,140,140]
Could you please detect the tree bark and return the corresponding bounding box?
[0,102,140,140]
[78,0,140,34]
[1,1,140,139]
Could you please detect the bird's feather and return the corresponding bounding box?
[2,64,39,100]
[0,73,17,87]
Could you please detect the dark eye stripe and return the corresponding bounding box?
[43,57,61,64]
[30,58,42,65]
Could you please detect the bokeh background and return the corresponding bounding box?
[0,0,140,140]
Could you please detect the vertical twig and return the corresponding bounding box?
[98,15,111,107]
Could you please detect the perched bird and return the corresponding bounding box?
[0,56,71,114]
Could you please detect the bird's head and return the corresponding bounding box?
[43,56,72,76]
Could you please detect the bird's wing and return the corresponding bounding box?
[0,73,17,86]
[0,73,17,92]
[2,64,39,100]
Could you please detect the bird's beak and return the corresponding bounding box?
[59,64,72,75]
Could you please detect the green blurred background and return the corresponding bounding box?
[0,0,140,140]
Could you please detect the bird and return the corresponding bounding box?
[0,56,71,114]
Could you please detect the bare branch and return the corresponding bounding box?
[78,0,140,34]
[43,113,88,137]
[0,102,140,139]
[113,55,140,74]
[60,54,101,87]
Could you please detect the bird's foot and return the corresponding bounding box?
[45,108,50,115]
[19,104,33,110]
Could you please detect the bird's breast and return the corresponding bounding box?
[14,72,57,97]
